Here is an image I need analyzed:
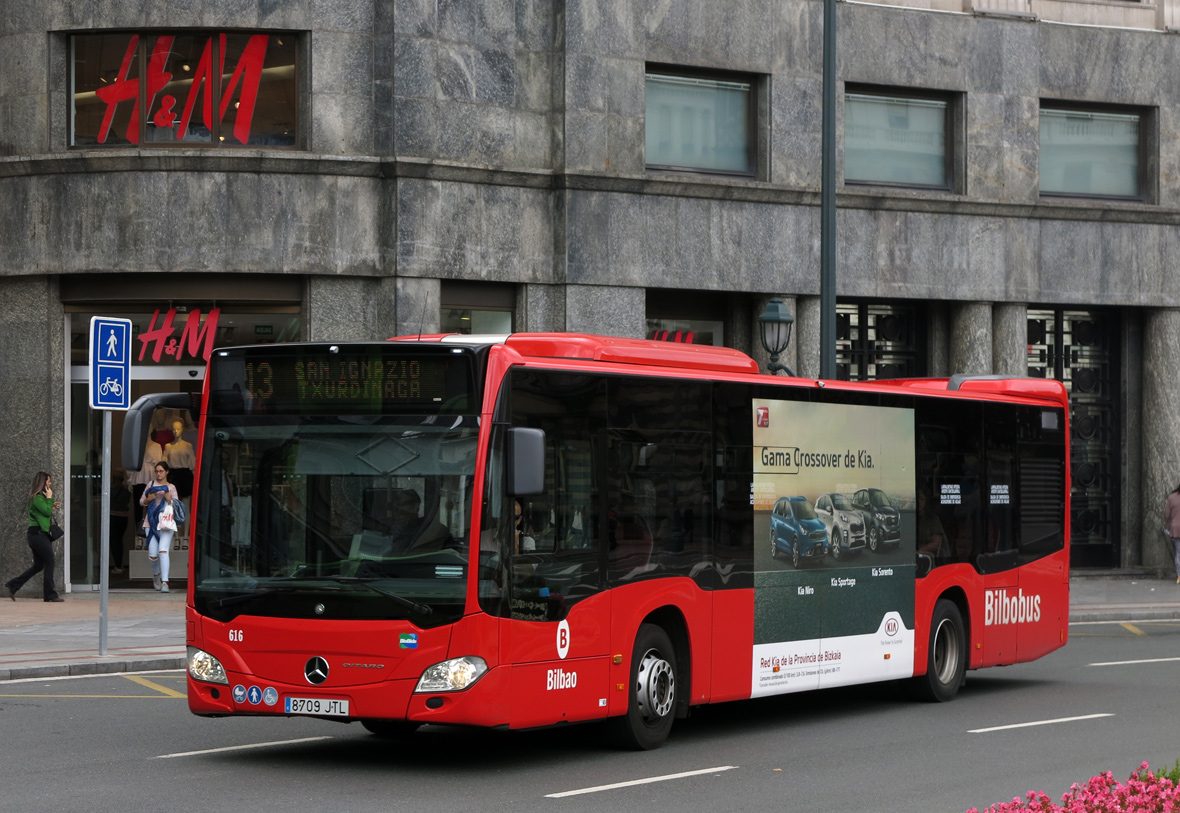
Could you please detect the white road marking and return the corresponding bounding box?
[155,736,333,758]
[545,766,739,798]
[968,713,1113,734]
[1089,656,1180,667]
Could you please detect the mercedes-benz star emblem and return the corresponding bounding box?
[304,656,329,685]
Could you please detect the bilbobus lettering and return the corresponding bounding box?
[983,588,1042,625]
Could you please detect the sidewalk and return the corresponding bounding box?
[0,575,1178,682]
[0,588,185,681]
[1068,573,1180,623]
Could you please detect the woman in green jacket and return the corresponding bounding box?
[5,471,64,602]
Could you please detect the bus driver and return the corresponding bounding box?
[390,489,454,554]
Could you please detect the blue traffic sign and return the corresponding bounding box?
[89,317,133,410]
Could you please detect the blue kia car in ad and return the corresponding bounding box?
[769,496,829,568]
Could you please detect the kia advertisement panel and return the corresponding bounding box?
[751,398,917,697]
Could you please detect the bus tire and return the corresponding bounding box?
[610,624,678,750]
[361,719,421,738]
[911,599,966,702]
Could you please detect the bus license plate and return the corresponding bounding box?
[284,697,349,716]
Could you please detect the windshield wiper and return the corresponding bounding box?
[314,576,433,615]
[210,583,346,609]
[210,577,433,615]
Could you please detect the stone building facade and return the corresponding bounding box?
[1,0,1177,591]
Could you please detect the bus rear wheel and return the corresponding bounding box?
[911,599,966,702]
[361,719,421,738]
[610,624,678,750]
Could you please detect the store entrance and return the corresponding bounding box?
[1027,308,1120,569]
[68,367,203,590]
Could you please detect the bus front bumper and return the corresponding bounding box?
[187,665,513,729]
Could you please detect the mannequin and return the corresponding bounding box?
[165,419,196,500]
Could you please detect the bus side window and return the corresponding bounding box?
[504,368,607,621]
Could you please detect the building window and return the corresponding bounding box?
[646,289,726,346]
[1039,106,1147,199]
[71,31,299,149]
[645,68,757,176]
[844,89,954,190]
[440,281,515,335]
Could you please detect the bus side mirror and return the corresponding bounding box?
[507,427,545,496]
[122,392,199,471]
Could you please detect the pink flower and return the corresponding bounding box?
[971,764,1180,813]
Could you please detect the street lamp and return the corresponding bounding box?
[758,298,796,376]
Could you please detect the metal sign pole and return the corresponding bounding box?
[100,410,111,655]
[89,316,131,658]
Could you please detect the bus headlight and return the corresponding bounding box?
[187,646,229,685]
[415,656,488,692]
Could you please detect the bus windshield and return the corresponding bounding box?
[195,414,478,626]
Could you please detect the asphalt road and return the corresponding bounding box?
[2,619,1177,813]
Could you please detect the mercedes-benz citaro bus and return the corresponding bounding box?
[122,333,1069,750]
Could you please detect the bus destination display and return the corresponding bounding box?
[212,350,473,414]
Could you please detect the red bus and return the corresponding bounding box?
[123,333,1069,749]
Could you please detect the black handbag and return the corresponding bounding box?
[47,524,64,542]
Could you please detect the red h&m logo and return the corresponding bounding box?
[95,33,270,146]
[756,407,769,428]
[137,308,221,363]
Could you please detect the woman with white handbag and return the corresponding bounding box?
[140,461,179,593]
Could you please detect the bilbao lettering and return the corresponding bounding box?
[546,668,577,690]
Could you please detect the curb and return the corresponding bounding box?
[0,655,186,681]
[1070,607,1180,623]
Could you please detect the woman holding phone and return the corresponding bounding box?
[5,471,65,602]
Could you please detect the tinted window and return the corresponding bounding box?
[646,69,756,175]
[1039,107,1143,199]
[917,398,1065,576]
[845,91,950,189]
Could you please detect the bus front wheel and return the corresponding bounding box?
[610,624,678,750]
[911,599,966,702]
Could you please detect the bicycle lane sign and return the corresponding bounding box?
[89,316,132,410]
